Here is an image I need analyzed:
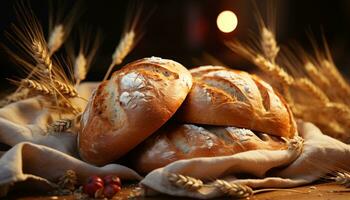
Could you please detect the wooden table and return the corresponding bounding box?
[8,183,350,200]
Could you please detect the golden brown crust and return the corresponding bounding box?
[131,123,289,174]
[177,66,296,138]
[78,57,193,165]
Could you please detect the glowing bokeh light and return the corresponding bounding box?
[216,10,238,33]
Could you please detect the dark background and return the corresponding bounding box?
[1,0,350,93]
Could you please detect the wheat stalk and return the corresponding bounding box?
[21,79,54,95]
[214,180,253,198]
[53,80,78,98]
[0,88,31,108]
[112,31,135,66]
[254,55,294,85]
[304,62,330,89]
[293,78,329,103]
[103,30,135,81]
[74,53,88,85]
[321,60,350,97]
[167,173,204,191]
[48,24,64,55]
[261,27,280,62]
[56,101,82,115]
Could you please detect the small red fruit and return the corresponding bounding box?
[103,184,121,198]
[87,175,104,185]
[103,175,121,186]
[83,176,104,197]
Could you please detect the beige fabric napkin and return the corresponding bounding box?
[0,82,349,198]
[141,122,350,198]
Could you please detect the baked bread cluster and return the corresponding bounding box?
[78,58,297,173]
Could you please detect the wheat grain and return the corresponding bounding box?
[261,27,280,62]
[53,80,78,98]
[74,53,88,85]
[103,30,135,80]
[22,79,54,95]
[48,24,64,55]
[167,173,203,191]
[214,180,253,198]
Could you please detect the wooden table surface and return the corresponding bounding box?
[7,183,350,200]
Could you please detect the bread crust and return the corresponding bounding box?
[177,66,296,138]
[131,123,289,174]
[78,57,193,165]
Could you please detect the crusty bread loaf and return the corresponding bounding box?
[177,66,296,138]
[131,123,289,174]
[78,57,193,165]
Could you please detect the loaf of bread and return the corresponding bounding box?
[177,66,296,138]
[78,57,193,165]
[131,123,289,174]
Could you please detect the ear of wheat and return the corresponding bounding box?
[261,27,279,62]
[103,1,152,81]
[167,173,204,191]
[21,79,54,96]
[103,30,135,81]
[48,0,83,55]
[72,27,101,86]
[32,39,53,74]
[74,53,87,85]
[214,180,253,198]
[48,24,64,55]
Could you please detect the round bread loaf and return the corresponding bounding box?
[78,57,193,165]
[131,123,289,174]
[177,66,296,138]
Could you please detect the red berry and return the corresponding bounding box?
[103,175,121,186]
[103,184,121,199]
[86,175,104,185]
[83,176,104,197]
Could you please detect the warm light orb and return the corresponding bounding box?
[216,10,238,33]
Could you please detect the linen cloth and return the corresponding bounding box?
[0,82,349,198]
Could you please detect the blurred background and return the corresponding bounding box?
[0,0,350,93]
